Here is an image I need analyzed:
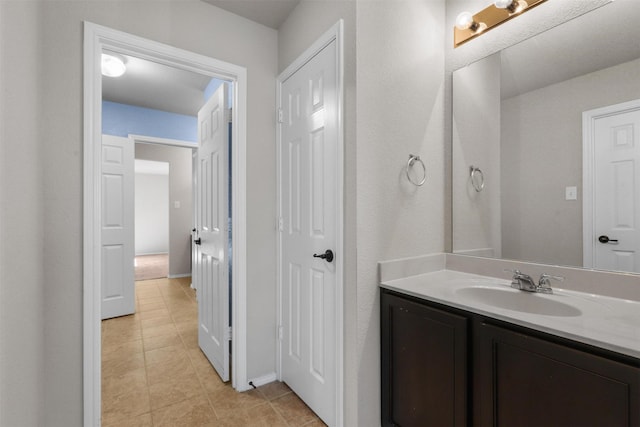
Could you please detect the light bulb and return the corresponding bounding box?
[494,0,522,13]
[455,11,476,31]
[494,0,514,8]
[101,54,126,78]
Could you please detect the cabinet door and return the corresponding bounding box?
[475,322,640,427]
[381,291,468,427]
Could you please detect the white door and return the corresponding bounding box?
[279,39,338,425]
[195,83,231,381]
[586,101,640,272]
[101,135,135,319]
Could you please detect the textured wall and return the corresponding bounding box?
[356,1,445,424]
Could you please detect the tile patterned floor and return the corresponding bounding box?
[102,277,326,426]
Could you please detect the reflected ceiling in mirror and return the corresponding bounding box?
[452,0,640,274]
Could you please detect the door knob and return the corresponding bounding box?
[598,235,618,244]
[194,238,201,245]
[313,249,334,263]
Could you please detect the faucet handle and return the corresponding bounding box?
[539,273,564,284]
[503,268,522,276]
[538,273,564,294]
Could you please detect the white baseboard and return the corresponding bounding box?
[135,252,169,256]
[168,273,191,279]
[247,372,277,388]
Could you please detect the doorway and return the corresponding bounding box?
[83,22,249,426]
[276,21,344,426]
[583,98,640,272]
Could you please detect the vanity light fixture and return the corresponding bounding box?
[454,0,547,48]
[101,53,126,77]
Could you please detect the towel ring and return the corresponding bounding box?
[406,154,426,187]
[470,166,485,192]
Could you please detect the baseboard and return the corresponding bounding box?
[135,252,169,256]
[167,273,191,279]
[247,372,277,388]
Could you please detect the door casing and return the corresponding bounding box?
[275,20,345,426]
[83,22,248,426]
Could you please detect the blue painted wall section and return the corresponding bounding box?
[204,78,234,107]
[102,101,198,142]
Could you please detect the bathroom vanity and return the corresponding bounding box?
[380,263,640,427]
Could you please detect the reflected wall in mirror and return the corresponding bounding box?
[452,0,640,274]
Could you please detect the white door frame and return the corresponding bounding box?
[582,98,640,268]
[83,22,248,426]
[275,20,344,426]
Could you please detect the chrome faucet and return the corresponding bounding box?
[505,270,564,294]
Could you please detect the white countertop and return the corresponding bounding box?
[381,269,640,359]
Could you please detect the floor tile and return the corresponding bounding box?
[151,396,217,427]
[258,381,292,401]
[271,393,322,427]
[143,331,183,352]
[144,344,188,367]
[102,351,145,378]
[209,386,266,419]
[148,372,204,410]
[102,277,320,426]
[146,355,196,386]
[102,411,153,427]
[101,382,150,426]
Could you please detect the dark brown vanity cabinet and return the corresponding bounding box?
[381,291,469,427]
[381,289,640,427]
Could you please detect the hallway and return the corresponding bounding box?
[101,277,324,426]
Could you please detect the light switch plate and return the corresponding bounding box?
[565,186,577,201]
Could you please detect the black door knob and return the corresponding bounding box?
[313,249,334,263]
[598,235,618,244]
[194,238,201,245]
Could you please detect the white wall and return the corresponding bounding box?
[356,2,445,424]
[135,172,169,256]
[0,2,277,424]
[0,3,45,425]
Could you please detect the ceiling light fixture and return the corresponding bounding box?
[454,0,547,48]
[101,53,126,77]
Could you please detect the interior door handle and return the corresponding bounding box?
[598,235,618,244]
[313,249,334,263]
[194,238,201,245]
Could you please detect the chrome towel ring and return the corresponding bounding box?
[406,154,426,187]
[469,165,485,192]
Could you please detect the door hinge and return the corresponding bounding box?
[278,217,284,232]
[278,325,284,341]
[277,108,284,124]
[225,326,232,341]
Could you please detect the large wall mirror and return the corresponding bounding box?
[452,1,640,274]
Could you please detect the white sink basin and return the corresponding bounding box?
[455,286,582,317]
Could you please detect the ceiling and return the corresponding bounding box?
[201,0,300,29]
[500,1,640,99]
[102,0,299,116]
[102,52,213,116]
